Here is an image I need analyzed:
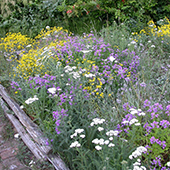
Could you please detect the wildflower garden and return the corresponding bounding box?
[0,1,170,169]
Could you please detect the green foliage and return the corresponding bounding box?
[0,0,170,37]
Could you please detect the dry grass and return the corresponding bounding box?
[0,0,16,18]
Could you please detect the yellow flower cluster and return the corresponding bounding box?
[0,32,32,60]
[35,26,68,41]
[136,17,170,38]
[15,48,45,79]
[84,75,104,98]
[2,27,68,79]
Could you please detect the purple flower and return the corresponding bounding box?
[140,82,146,87]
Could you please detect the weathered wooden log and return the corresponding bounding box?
[0,97,45,160]
[0,84,52,154]
[47,154,70,170]
[0,85,70,170]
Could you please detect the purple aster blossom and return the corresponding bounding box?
[150,121,159,128]
[11,81,22,91]
[159,120,170,128]
[53,109,68,135]
[150,136,166,149]
[143,99,151,108]
[151,157,162,168]
[165,105,170,116]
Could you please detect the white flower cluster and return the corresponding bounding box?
[64,65,81,79]
[70,141,81,148]
[25,95,39,104]
[167,161,170,167]
[29,160,35,167]
[70,129,85,148]
[90,118,105,126]
[122,118,140,126]
[69,71,80,79]
[129,108,145,116]
[92,138,115,151]
[48,87,62,95]
[128,40,137,47]
[81,50,92,54]
[129,146,147,160]
[109,56,115,62]
[132,159,146,170]
[48,87,56,94]
[64,65,77,73]
[70,129,85,139]
[122,108,146,126]
[106,130,119,136]
[84,73,95,78]
[98,127,104,132]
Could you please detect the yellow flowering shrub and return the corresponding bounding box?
[138,17,170,37]
[5,27,68,79]
[0,32,32,60]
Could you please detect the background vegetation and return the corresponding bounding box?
[0,0,170,38]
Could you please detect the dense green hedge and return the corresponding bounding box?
[0,0,170,37]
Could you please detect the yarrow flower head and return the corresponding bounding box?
[25,95,39,104]
[90,118,105,126]
[70,141,81,148]
[48,87,57,94]
[70,129,85,138]
[129,146,147,159]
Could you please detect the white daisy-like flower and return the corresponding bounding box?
[81,50,92,54]
[90,122,95,126]
[25,95,39,104]
[84,73,95,78]
[14,133,20,139]
[138,112,145,116]
[95,145,102,150]
[167,161,170,167]
[108,143,115,147]
[135,123,141,126]
[46,26,50,30]
[122,120,129,124]
[48,87,56,94]
[20,105,24,109]
[98,127,104,131]
[80,134,85,138]
[109,56,116,62]
[70,133,77,138]
[130,108,138,115]
[131,40,137,44]
[70,141,81,148]
[98,138,105,145]
[26,44,32,48]
[92,118,105,125]
[109,137,113,141]
[75,129,84,134]
[133,162,141,166]
[129,118,138,125]
[106,130,119,136]
[104,140,109,145]
[92,138,99,144]
[72,66,77,69]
